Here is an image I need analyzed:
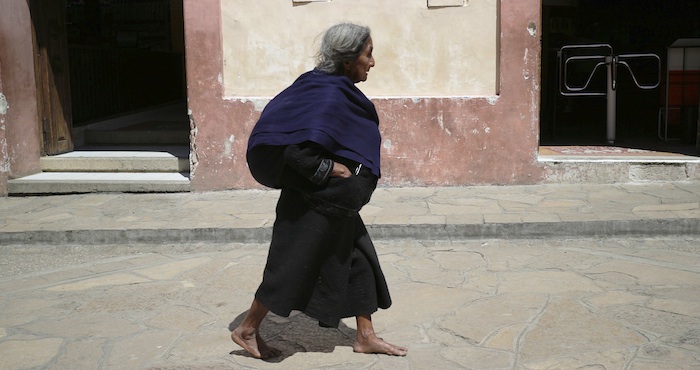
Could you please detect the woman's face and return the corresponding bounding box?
[344,37,375,83]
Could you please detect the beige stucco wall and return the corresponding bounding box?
[221,0,498,97]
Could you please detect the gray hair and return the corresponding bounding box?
[315,23,371,75]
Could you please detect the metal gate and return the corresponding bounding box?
[556,44,660,144]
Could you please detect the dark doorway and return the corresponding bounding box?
[540,0,700,153]
[66,0,186,128]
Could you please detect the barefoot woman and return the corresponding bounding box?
[232,22,407,359]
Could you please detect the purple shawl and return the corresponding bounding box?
[247,70,381,178]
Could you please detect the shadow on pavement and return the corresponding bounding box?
[228,310,357,363]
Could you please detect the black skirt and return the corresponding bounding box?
[254,187,392,328]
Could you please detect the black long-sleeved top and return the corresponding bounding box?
[269,141,376,217]
[283,142,334,185]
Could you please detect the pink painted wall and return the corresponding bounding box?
[184,0,544,191]
[0,0,43,194]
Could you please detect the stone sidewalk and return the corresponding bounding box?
[1,182,700,369]
[1,182,700,245]
[0,238,699,369]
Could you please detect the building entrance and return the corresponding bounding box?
[540,0,700,156]
[14,0,190,194]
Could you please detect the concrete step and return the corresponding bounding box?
[7,172,190,194]
[9,146,191,195]
[41,147,189,173]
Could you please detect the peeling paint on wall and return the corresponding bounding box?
[522,48,533,81]
[223,97,271,113]
[0,93,8,119]
[436,112,452,136]
[527,22,537,37]
[188,110,199,178]
[0,91,9,173]
[223,134,235,157]
[241,98,271,112]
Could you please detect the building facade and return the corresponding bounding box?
[1,0,698,195]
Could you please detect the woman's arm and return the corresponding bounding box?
[283,142,350,185]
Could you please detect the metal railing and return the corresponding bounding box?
[557,44,660,144]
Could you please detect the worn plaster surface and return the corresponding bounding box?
[0,0,42,181]
[185,0,542,190]
[221,0,498,97]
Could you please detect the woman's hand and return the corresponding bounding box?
[330,162,352,178]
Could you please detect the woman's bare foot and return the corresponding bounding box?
[231,327,282,359]
[353,332,408,356]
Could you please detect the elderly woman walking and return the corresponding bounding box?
[231,23,407,359]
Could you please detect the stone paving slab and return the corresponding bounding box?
[0,238,699,369]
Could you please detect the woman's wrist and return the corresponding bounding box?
[330,162,351,178]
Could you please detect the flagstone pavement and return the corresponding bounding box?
[1,182,699,369]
